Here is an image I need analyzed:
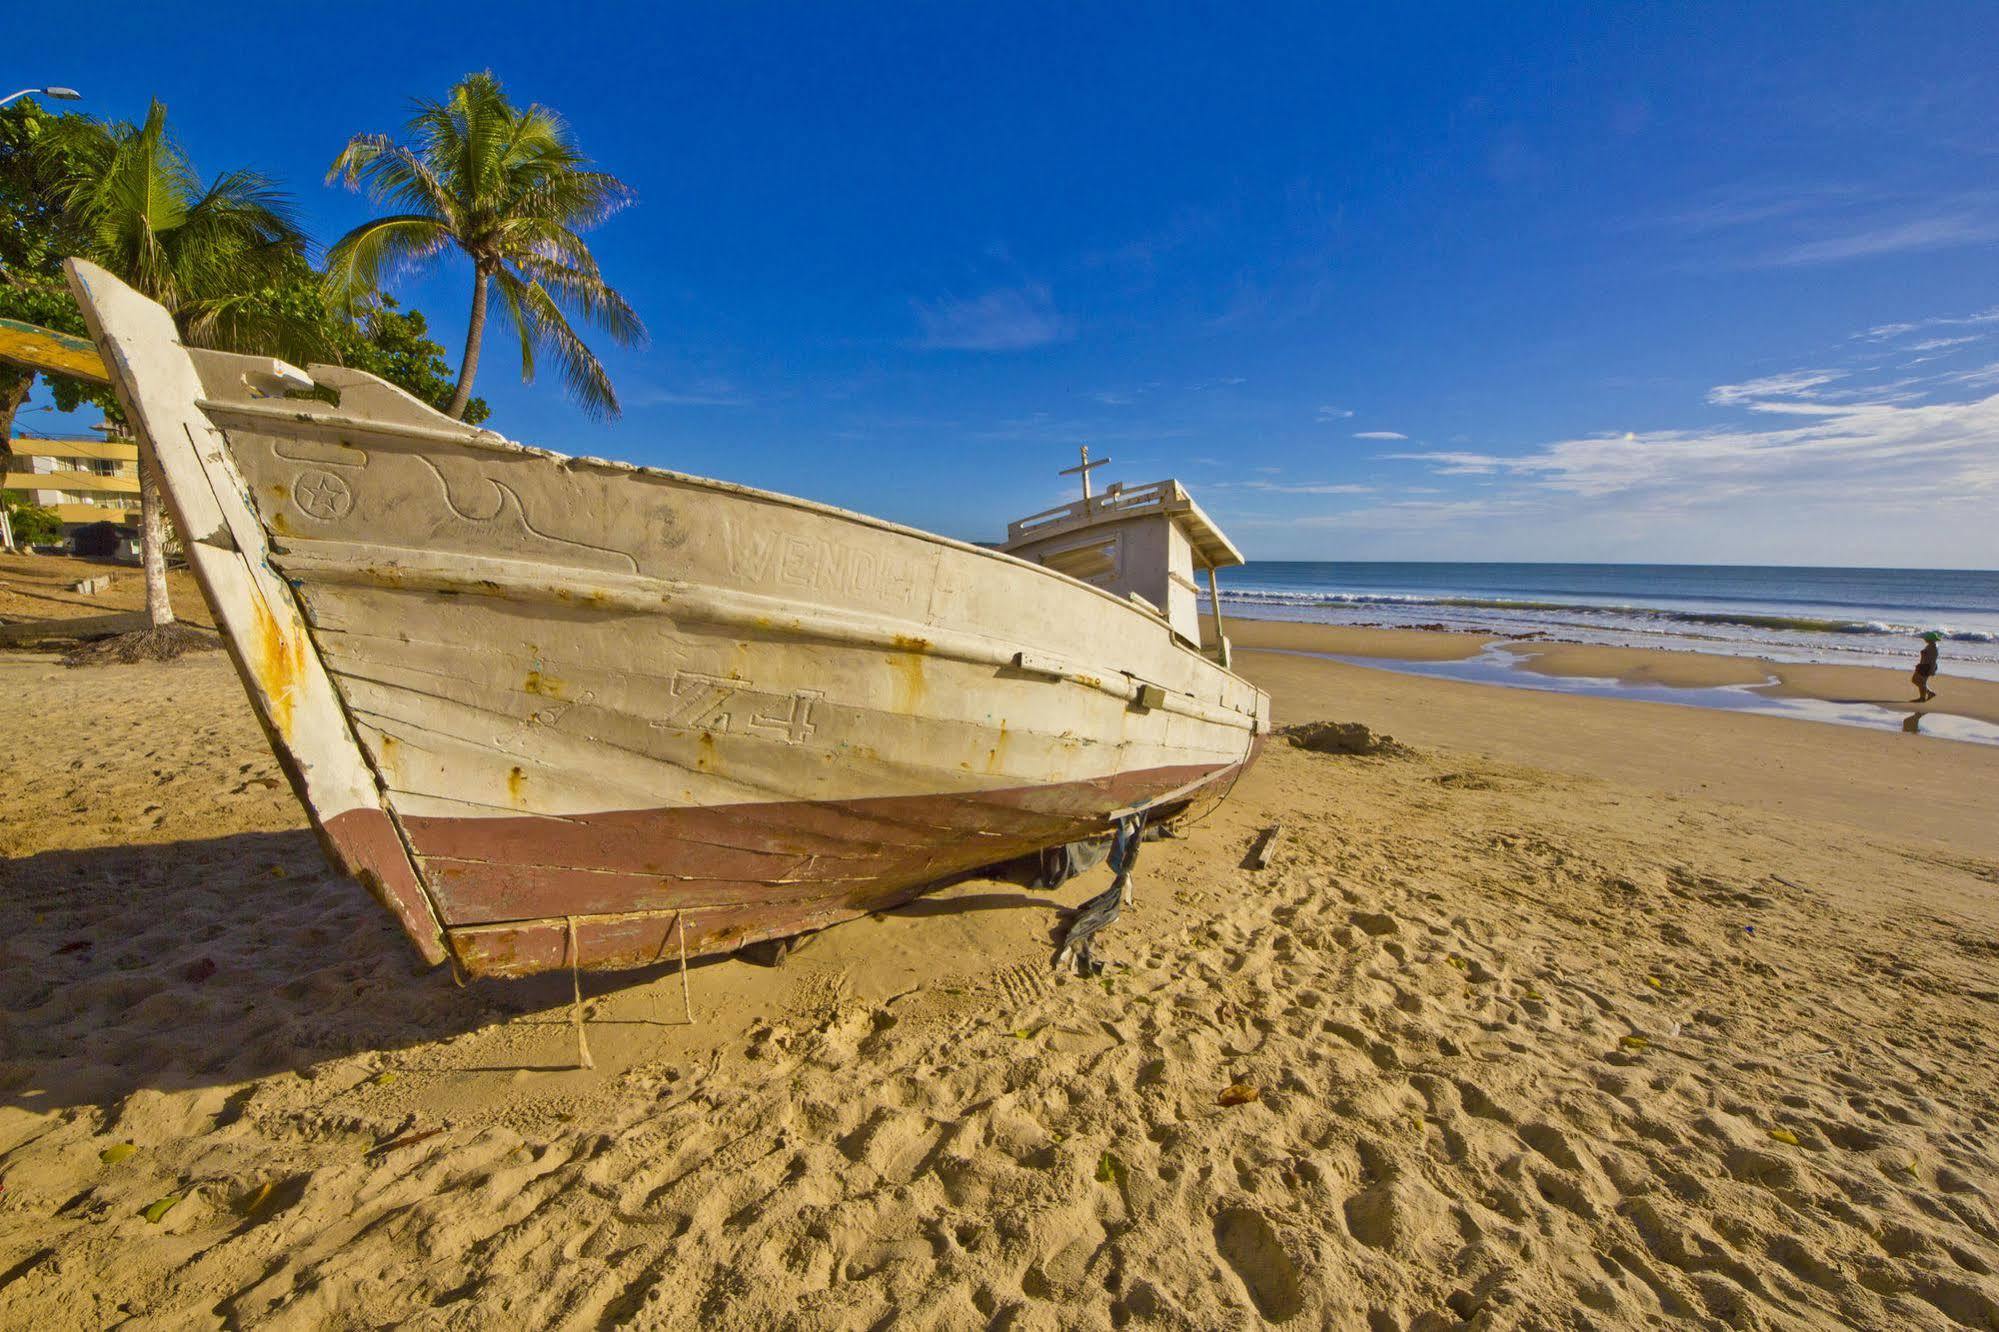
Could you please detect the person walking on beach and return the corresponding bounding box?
[1912,631,1941,703]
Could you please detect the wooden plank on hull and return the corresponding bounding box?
[419,858,882,923]
[0,317,110,383]
[401,760,1228,926]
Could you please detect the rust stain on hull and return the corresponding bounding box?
[248,593,306,740]
[523,669,566,699]
[888,633,930,714]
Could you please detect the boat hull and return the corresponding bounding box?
[65,259,1267,977]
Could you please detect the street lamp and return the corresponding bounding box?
[0,86,81,107]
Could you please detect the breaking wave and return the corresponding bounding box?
[1217,588,1999,643]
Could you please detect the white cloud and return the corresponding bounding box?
[632,379,750,408]
[1772,215,1999,266]
[1315,405,1354,421]
[1239,496,1529,531]
[1394,394,1999,505]
[1383,450,1506,475]
[1211,479,1374,496]
[913,283,1072,351]
[1706,370,1843,407]
[1252,313,1999,561]
[1353,430,1407,440]
[1854,308,1999,342]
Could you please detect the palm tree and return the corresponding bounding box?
[324,72,643,421]
[36,100,318,640]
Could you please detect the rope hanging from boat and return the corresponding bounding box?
[1052,810,1147,975]
[568,916,595,1070]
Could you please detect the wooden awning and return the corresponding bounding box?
[0,317,110,385]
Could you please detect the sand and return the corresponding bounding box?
[0,552,216,647]
[3,620,1998,1327]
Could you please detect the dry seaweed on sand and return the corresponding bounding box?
[60,623,221,667]
[1278,719,1413,757]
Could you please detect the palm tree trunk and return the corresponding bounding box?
[139,447,175,628]
[0,369,27,552]
[0,369,30,451]
[447,268,490,420]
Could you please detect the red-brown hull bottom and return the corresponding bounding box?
[327,755,1255,976]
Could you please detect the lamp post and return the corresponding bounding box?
[0,86,81,108]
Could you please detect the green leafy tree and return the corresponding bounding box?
[326,71,643,420]
[2,491,64,545]
[33,99,322,631]
[0,97,97,444]
[1,98,89,273]
[211,256,491,422]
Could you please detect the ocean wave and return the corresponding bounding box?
[1218,588,1999,642]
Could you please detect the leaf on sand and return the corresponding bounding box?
[373,1071,400,1087]
[1218,1083,1261,1107]
[1619,1035,1650,1051]
[1768,1127,1800,1146]
[99,1142,136,1165]
[1645,976,1664,990]
[1447,955,1467,971]
[238,1180,277,1214]
[1095,1151,1125,1186]
[142,1193,180,1224]
[1011,1026,1039,1040]
[369,1128,442,1157]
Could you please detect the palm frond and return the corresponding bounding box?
[491,267,621,419]
[507,249,645,348]
[322,214,452,313]
[33,97,317,348]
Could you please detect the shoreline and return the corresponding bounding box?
[1227,616,1999,731]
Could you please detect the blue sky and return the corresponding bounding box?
[11,2,1999,566]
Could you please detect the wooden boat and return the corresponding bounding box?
[62,259,1269,978]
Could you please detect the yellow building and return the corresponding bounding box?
[1,436,141,527]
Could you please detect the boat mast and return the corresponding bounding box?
[1059,443,1110,505]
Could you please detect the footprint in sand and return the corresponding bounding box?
[1213,1206,1304,1322]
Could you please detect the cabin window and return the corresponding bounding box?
[1035,532,1122,586]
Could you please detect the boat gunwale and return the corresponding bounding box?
[271,538,1263,732]
[197,391,1261,693]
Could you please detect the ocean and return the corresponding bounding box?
[1216,562,1999,682]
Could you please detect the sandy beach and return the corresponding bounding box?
[4,605,1998,1328]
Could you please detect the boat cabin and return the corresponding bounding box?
[1003,446,1245,665]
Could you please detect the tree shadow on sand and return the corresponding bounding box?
[1,830,689,1113]
[2,833,1087,1112]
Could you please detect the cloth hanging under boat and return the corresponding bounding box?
[1032,835,1112,890]
[1052,811,1146,975]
